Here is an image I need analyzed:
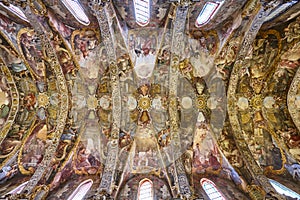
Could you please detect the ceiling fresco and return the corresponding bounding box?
[0,0,299,199]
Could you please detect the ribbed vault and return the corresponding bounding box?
[0,0,299,199]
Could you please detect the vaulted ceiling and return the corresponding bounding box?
[0,0,299,199]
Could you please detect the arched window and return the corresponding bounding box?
[200,178,226,200]
[264,0,298,22]
[60,0,90,26]
[6,181,28,195]
[138,178,153,200]
[134,0,150,27]
[0,3,28,22]
[67,179,93,200]
[269,179,300,199]
[195,1,224,28]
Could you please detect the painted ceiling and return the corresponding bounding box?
[0,0,299,199]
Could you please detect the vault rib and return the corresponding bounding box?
[168,3,192,199]
[89,1,121,197]
[19,5,69,196]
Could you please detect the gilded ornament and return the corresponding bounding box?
[196,95,207,110]
[247,185,266,200]
[87,95,98,110]
[138,96,151,111]
[150,84,161,95]
[294,95,300,109]
[250,94,263,110]
[169,98,177,108]
[99,82,109,93]
[110,63,118,75]
[240,112,251,124]
[37,93,49,108]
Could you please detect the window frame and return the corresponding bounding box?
[200,178,226,200]
[269,179,300,199]
[0,3,28,22]
[195,1,224,28]
[60,0,90,26]
[67,179,93,200]
[137,178,154,200]
[133,0,151,27]
[6,181,29,195]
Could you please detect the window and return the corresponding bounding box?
[200,178,226,200]
[269,179,300,199]
[0,3,28,22]
[195,1,224,27]
[60,0,90,26]
[6,181,28,195]
[138,178,153,200]
[264,1,298,22]
[67,179,93,200]
[134,0,150,27]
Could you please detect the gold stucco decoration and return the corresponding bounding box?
[37,93,49,108]
[250,94,263,110]
[196,95,208,110]
[87,95,98,110]
[138,96,151,111]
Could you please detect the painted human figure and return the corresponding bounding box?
[208,152,221,170]
[119,130,131,148]
[24,93,36,110]
[193,143,202,168]
[75,37,88,58]
[77,147,91,167]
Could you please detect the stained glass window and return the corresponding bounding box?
[269,179,300,199]
[0,3,28,22]
[67,179,93,200]
[138,179,153,200]
[134,0,150,27]
[60,0,90,26]
[195,1,223,27]
[201,178,226,200]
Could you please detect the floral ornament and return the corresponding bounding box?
[137,84,152,125]
[37,92,49,108]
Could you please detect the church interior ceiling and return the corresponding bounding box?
[0,0,299,199]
